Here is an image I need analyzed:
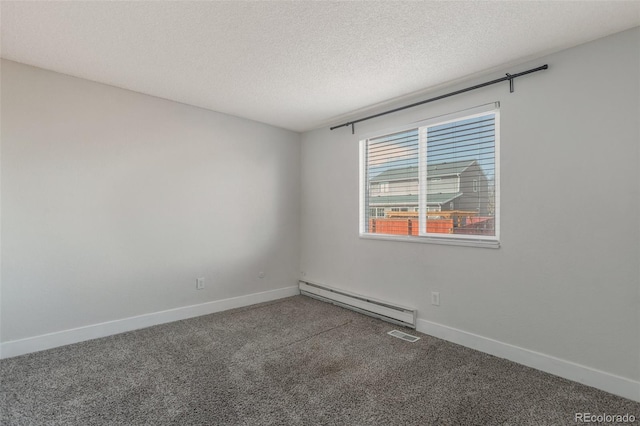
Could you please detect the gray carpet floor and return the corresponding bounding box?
[1,295,638,425]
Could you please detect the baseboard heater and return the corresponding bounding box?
[299,281,416,329]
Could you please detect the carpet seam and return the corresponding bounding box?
[263,320,354,356]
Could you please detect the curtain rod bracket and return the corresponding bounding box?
[506,73,514,93]
[351,123,355,134]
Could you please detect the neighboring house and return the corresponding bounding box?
[368,160,490,218]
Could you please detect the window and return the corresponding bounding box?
[369,207,385,218]
[359,103,499,247]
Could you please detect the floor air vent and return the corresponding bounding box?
[388,330,421,342]
[299,281,416,328]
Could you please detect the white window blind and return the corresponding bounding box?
[360,103,500,247]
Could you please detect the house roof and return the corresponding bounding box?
[428,160,476,178]
[370,160,476,182]
[369,193,463,206]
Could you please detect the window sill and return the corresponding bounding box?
[359,233,500,249]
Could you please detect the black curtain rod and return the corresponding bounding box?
[330,64,548,134]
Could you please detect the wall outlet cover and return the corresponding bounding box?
[431,291,440,306]
[196,277,205,290]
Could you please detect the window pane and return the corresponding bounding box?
[364,129,419,236]
[425,114,496,236]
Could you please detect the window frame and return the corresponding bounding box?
[359,103,500,249]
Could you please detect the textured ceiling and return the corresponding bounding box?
[1,1,639,132]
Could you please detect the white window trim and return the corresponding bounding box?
[359,139,367,234]
[360,233,500,249]
[359,102,500,249]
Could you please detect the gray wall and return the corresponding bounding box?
[1,60,301,342]
[300,28,639,381]
[427,176,458,195]
[458,165,489,215]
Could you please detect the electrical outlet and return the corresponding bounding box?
[431,291,440,306]
[196,277,205,290]
[258,271,265,279]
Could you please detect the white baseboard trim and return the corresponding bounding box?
[0,285,300,360]
[416,318,640,402]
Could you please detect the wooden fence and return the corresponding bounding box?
[369,218,453,235]
[369,217,494,236]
